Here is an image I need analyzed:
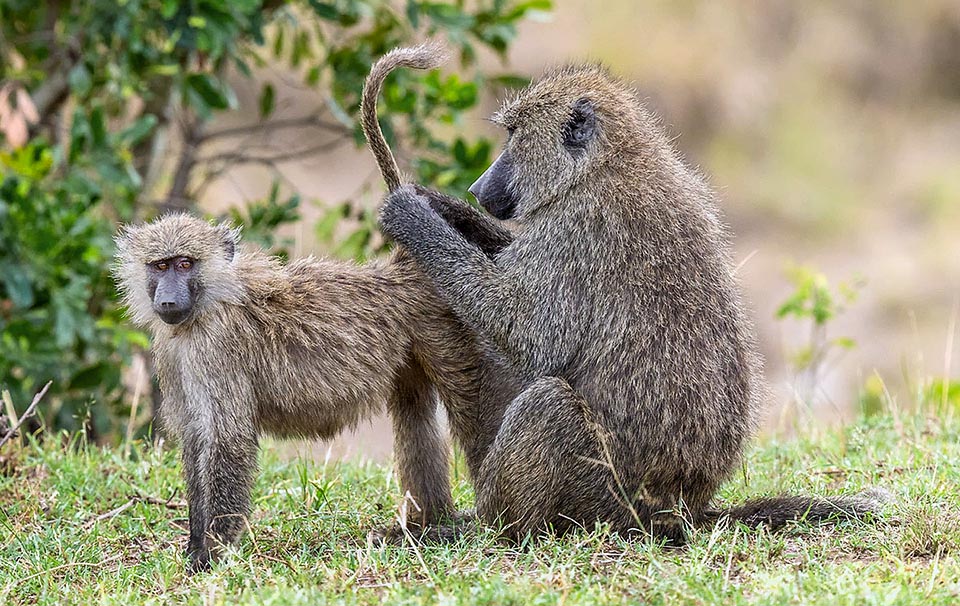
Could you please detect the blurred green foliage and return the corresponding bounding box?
[0,0,549,438]
[924,378,960,415]
[0,140,146,436]
[776,265,863,406]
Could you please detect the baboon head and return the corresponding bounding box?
[115,214,242,328]
[470,64,651,220]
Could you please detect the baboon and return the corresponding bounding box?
[375,58,888,543]
[114,214,484,572]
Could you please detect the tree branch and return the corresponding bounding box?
[161,113,204,213]
[199,136,352,168]
[0,381,52,449]
[200,113,350,142]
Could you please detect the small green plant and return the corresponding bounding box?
[923,377,960,415]
[776,264,863,408]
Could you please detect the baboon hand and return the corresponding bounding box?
[379,184,438,246]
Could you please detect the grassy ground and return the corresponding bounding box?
[1,405,958,606]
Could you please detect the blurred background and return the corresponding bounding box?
[1,1,958,460]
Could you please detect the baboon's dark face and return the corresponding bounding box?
[469,149,517,220]
[484,91,599,219]
[146,257,200,325]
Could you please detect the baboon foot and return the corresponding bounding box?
[369,510,477,545]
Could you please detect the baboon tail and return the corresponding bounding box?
[704,488,893,531]
[360,41,449,192]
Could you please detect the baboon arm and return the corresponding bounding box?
[181,372,258,572]
[182,427,212,571]
[412,185,514,257]
[380,186,551,374]
[205,418,259,555]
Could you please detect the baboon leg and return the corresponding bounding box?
[204,426,258,565]
[473,376,689,544]
[184,421,258,574]
[474,376,614,539]
[182,429,212,571]
[389,360,455,526]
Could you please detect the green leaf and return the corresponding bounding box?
[832,336,857,350]
[488,74,530,89]
[421,3,475,29]
[68,64,92,97]
[160,0,180,19]
[186,73,231,111]
[308,1,338,20]
[1,265,34,309]
[119,115,159,146]
[273,26,285,57]
[315,203,350,242]
[69,362,111,390]
[506,0,553,20]
[333,228,371,262]
[259,83,275,119]
[306,66,321,87]
[406,0,420,28]
[89,106,108,149]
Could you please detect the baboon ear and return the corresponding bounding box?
[216,223,240,262]
[563,97,597,154]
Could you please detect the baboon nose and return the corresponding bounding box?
[468,176,485,204]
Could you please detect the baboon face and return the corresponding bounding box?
[477,69,609,219]
[115,214,242,329]
[146,256,200,324]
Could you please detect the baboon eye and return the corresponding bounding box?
[177,259,193,271]
[563,98,597,154]
[155,261,169,271]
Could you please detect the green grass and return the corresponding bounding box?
[1,407,958,605]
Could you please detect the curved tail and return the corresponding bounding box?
[360,41,450,192]
[703,488,893,530]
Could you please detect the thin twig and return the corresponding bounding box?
[0,381,52,449]
[133,491,187,510]
[82,490,187,530]
[82,499,136,530]
[199,136,351,167]
[123,357,146,459]
[200,113,349,142]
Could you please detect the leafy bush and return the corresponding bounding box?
[0,141,146,437]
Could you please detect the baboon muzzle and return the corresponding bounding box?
[469,151,518,220]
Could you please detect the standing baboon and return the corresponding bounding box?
[114,214,484,571]
[376,60,887,543]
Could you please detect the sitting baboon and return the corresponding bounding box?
[375,57,888,543]
[114,214,485,571]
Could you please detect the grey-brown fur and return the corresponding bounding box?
[378,63,888,543]
[361,41,449,191]
[114,214,484,571]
